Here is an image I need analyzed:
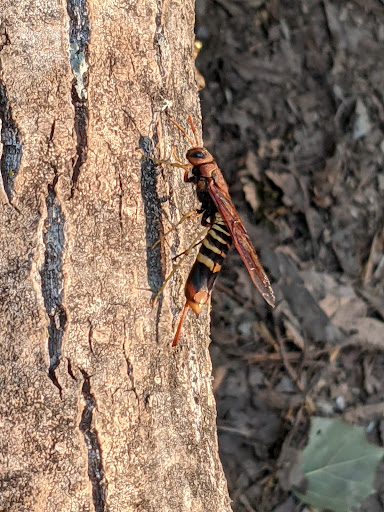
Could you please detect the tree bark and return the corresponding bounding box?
[0,1,231,511]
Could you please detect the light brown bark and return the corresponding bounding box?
[0,1,231,511]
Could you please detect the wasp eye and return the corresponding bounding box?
[190,151,205,159]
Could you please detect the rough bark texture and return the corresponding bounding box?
[0,1,231,511]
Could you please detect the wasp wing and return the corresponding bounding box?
[207,180,275,307]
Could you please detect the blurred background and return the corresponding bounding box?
[194,1,384,510]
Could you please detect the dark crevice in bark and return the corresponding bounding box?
[154,1,166,84]
[125,358,140,403]
[0,24,11,51]
[49,119,56,142]
[70,85,88,196]
[79,371,106,512]
[0,82,23,202]
[67,358,77,380]
[88,320,95,355]
[40,173,67,395]
[67,0,90,196]
[118,174,124,231]
[122,322,140,405]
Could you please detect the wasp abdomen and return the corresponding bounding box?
[185,215,232,315]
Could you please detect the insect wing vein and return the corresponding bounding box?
[207,180,275,307]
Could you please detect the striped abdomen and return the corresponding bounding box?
[185,214,232,315]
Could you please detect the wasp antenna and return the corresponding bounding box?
[168,117,195,147]
[172,301,190,347]
[187,115,199,147]
[172,146,184,164]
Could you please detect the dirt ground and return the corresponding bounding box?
[194,1,384,511]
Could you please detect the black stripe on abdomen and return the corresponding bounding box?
[185,215,232,311]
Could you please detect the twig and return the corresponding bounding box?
[274,322,304,392]
[239,494,257,512]
[244,349,328,365]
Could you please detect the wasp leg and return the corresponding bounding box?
[151,209,203,250]
[137,148,192,171]
[151,227,208,307]
[172,233,208,260]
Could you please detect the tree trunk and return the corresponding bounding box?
[0,1,231,511]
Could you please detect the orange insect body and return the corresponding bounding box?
[170,120,275,346]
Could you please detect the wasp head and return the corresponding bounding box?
[186,147,212,166]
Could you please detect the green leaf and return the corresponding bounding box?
[292,417,384,512]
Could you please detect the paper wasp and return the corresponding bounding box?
[148,116,275,346]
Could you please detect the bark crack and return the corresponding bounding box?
[79,370,107,512]
[88,320,95,355]
[0,82,23,203]
[154,0,166,85]
[67,0,90,196]
[40,172,67,395]
[122,323,140,405]
[0,24,11,51]
[118,174,124,231]
[125,358,140,404]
